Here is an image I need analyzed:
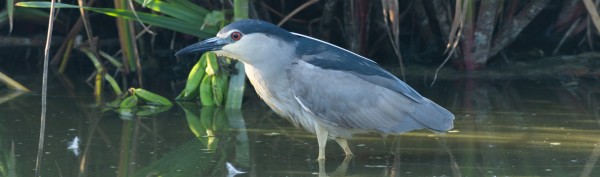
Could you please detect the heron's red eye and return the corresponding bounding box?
[230,32,243,41]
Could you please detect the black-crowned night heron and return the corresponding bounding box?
[175,19,454,160]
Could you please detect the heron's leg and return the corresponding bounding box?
[335,138,353,156]
[315,125,329,160]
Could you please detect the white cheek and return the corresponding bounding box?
[222,35,268,61]
[218,33,295,65]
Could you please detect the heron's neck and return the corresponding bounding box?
[243,56,291,84]
[238,40,297,101]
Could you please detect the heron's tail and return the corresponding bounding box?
[408,99,455,132]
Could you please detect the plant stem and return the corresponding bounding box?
[225,0,248,110]
[36,1,56,176]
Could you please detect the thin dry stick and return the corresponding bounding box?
[552,18,582,55]
[431,0,468,86]
[382,0,405,80]
[587,18,594,50]
[444,0,465,54]
[128,0,156,35]
[583,0,600,34]
[76,0,95,50]
[277,0,320,26]
[36,0,56,176]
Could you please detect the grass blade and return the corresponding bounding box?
[0,71,30,91]
[7,0,14,33]
[99,50,123,68]
[114,0,141,84]
[104,74,123,95]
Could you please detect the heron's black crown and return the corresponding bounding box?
[218,19,295,42]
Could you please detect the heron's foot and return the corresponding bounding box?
[335,138,353,156]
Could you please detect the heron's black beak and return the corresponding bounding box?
[175,37,228,57]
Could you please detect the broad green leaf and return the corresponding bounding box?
[169,0,210,16]
[120,95,139,109]
[204,52,218,75]
[183,56,207,97]
[199,75,214,106]
[134,0,204,24]
[16,2,216,38]
[211,73,228,106]
[133,88,173,106]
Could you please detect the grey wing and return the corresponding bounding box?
[288,60,454,133]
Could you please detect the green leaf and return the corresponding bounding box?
[99,51,123,69]
[16,2,79,8]
[106,97,123,108]
[203,11,224,27]
[199,75,215,106]
[104,74,123,95]
[7,0,14,33]
[169,0,210,17]
[211,73,229,106]
[134,0,204,24]
[16,1,216,38]
[183,57,207,97]
[204,52,218,75]
[120,95,139,109]
[78,48,104,72]
[133,88,173,106]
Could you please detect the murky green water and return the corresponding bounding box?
[1,78,599,177]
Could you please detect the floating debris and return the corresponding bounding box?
[448,130,460,133]
[263,132,281,136]
[364,165,387,168]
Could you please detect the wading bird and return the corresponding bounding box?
[175,19,454,160]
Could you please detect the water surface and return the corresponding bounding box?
[0,78,598,176]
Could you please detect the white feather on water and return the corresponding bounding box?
[226,162,246,177]
[67,136,80,156]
